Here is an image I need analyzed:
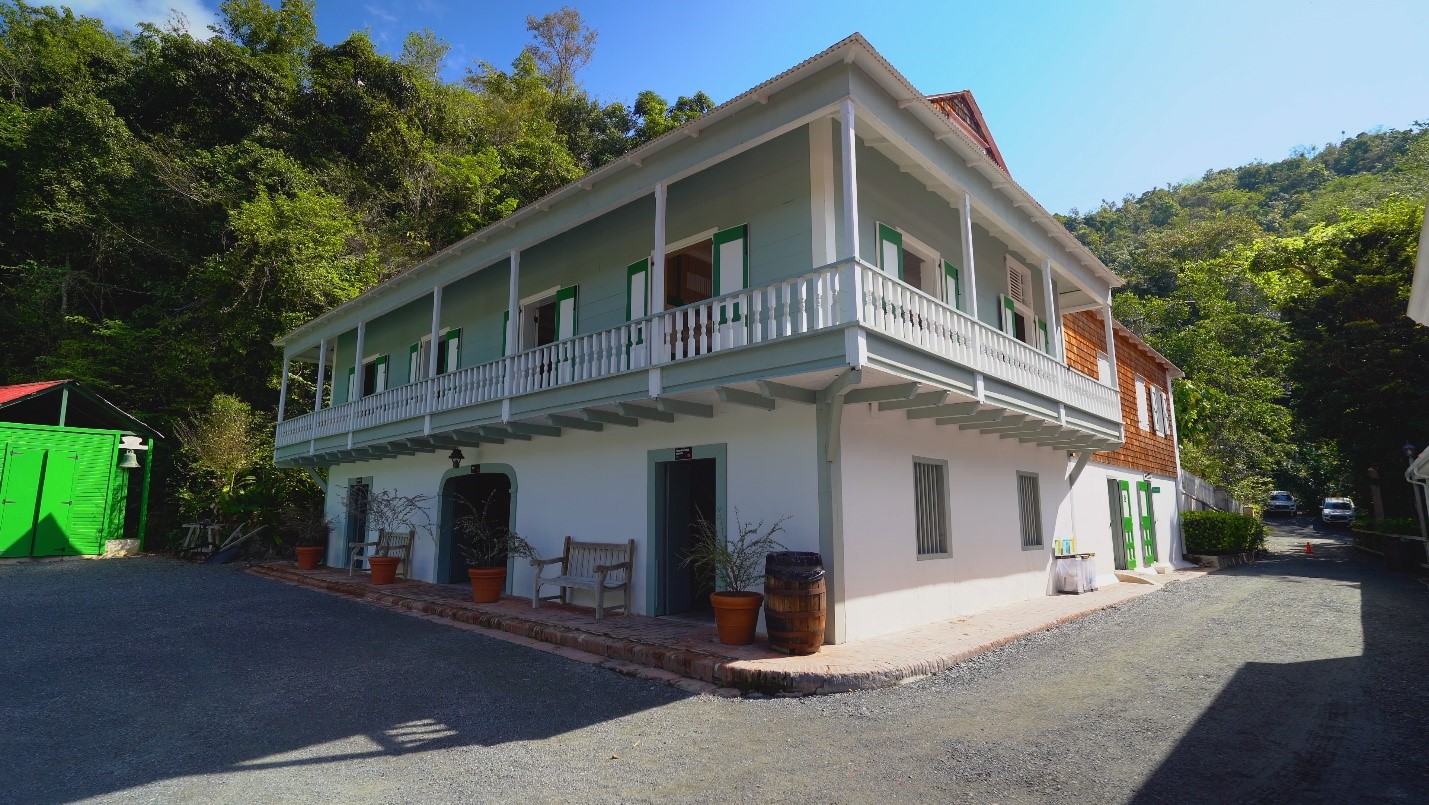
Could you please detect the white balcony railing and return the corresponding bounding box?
[275,259,1121,449]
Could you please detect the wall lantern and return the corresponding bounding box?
[448,447,465,469]
[118,434,148,471]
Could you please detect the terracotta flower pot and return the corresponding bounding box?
[295,546,323,570]
[368,556,401,585]
[710,591,764,645]
[468,567,507,603]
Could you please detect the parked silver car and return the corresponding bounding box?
[1320,497,1355,525]
[1266,491,1297,516]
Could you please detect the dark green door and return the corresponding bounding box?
[0,445,45,558]
[1137,481,1158,565]
[31,450,79,556]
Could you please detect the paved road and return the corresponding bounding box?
[3,520,1426,804]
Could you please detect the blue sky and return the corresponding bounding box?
[75,0,1428,214]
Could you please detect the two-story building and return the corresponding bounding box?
[1060,313,1189,582]
[272,34,1128,644]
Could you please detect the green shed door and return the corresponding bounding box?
[1138,480,1158,564]
[0,445,44,558]
[30,450,79,557]
[1118,480,1138,570]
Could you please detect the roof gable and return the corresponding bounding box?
[925,91,1008,173]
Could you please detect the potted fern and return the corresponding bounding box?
[683,509,787,645]
[451,492,535,603]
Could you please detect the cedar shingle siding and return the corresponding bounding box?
[1062,311,1178,477]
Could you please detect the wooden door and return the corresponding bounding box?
[0,445,45,558]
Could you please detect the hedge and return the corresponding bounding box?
[1183,511,1265,555]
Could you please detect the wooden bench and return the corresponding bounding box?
[531,537,635,620]
[348,529,414,580]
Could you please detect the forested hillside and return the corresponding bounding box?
[1,0,1425,539]
[1060,124,1429,513]
[0,1,710,534]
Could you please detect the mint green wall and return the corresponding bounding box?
[442,260,509,367]
[667,126,811,288]
[972,225,1046,330]
[364,295,430,385]
[521,195,654,336]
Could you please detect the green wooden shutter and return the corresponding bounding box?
[439,329,461,374]
[1000,294,1016,335]
[943,260,961,310]
[346,367,356,402]
[1118,480,1137,570]
[501,311,510,355]
[627,258,649,346]
[408,343,420,384]
[554,286,577,341]
[1038,319,1049,353]
[373,355,389,393]
[1138,481,1158,563]
[877,223,903,279]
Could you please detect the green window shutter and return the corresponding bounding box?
[408,344,420,384]
[1000,294,1016,335]
[1137,480,1158,563]
[627,258,649,319]
[1118,480,1137,570]
[347,367,357,402]
[877,223,903,279]
[943,260,961,311]
[554,286,578,341]
[439,329,461,374]
[1038,319,1049,353]
[501,311,510,355]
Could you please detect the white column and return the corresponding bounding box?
[961,192,978,320]
[277,354,290,422]
[651,182,667,365]
[505,251,520,357]
[427,285,443,378]
[1041,256,1060,359]
[1102,301,1118,387]
[352,322,366,401]
[313,339,328,413]
[809,120,836,265]
[838,97,859,262]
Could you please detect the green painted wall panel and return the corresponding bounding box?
[0,424,124,556]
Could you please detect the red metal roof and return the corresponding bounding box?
[0,380,66,406]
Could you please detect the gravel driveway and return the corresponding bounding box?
[3,520,1426,804]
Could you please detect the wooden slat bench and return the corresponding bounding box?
[531,537,635,620]
[348,529,414,580]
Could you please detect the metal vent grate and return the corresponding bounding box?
[1017,472,1043,549]
[914,460,949,557]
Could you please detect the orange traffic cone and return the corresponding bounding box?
[1304,541,1313,555]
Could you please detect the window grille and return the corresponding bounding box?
[913,460,949,557]
[1017,472,1043,549]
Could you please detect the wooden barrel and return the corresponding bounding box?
[764,552,826,655]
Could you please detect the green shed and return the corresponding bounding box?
[0,380,160,558]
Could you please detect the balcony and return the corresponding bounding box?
[275,259,1121,460]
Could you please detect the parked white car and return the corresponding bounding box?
[1320,497,1355,525]
[1266,491,1297,517]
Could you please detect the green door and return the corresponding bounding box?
[31,449,79,556]
[1117,480,1137,570]
[0,445,45,558]
[1137,480,1158,565]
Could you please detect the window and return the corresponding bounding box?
[1000,256,1042,349]
[913,459,950,558]
[518,287,577,350]
[876,223,957,304]
[348,355,388,401]
[1134,374,1149,430]
[1016,472,1043,549]
[407,329,461,383]
[1150,386,1168,436]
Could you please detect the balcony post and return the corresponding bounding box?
[427,285,443,379]
[352,321,366,402]
[961,192,979,321]
[1102,300,1119,388]
[505,251,520,358]
[1041,256,1061,361]
[838,97,859,262]
[313,338,328,414]
[277,353,289,423]
[652,181,667,364]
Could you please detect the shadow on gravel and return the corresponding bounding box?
[1131,524,1429,803]
[0,558,688,804]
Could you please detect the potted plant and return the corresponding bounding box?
[451,493,536,603]
[683,509,788,645]
[281,503,333,571]
[345,488,434,584]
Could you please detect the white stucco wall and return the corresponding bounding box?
[323,402,820,616]
[836,405,1072,642]
[1061,461,1191,586]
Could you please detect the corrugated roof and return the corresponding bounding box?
[0,380,66,406]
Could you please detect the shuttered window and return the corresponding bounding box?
[943,259,962,311]
[1150,386,1168,436]
[438,328,461,374]
[877,222,903,279]
[1134,375,1149,430]
[554,285,578,341]
[913,459,949,558]
[1016,472,1043,549]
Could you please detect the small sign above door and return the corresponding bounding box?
[673,447,693,461]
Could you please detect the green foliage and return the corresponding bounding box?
[172,393,266,516]
[1353,517,1420,537]
[682,509,787,593]
[1182,511,1266,555]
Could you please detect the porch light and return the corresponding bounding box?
[448,448,465,469]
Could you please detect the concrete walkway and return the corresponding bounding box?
[251,562,1209,695]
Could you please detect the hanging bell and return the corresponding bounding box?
[118,448,141,470]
